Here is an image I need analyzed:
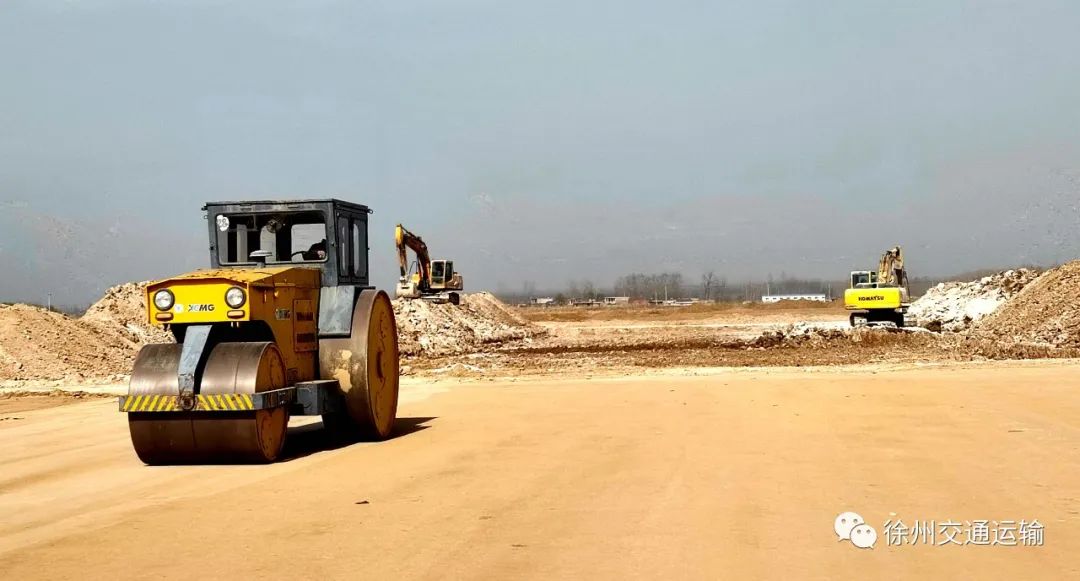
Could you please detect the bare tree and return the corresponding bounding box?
[701,271,717,300]
[567,279,581,299]
[581,280,596,300]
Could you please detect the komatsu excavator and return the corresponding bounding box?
[844,246,915,327]
[395,224,464,305]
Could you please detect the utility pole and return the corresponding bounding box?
[47,293,52,313]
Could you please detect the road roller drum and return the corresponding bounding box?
[127,342,290,464]
[319,289,400,439]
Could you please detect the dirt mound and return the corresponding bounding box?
[0,282,171,382]
[0,304,140,382]
[909,269,1040,332]
[2,285,535,380]
[82,282,172,344]
[976,261,1080,348]
[393,292,541,357]
[752,322,936,349]
[411,321,973,377]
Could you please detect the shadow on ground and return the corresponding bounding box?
[281,416,436,461]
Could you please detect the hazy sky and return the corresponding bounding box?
[2,1,1080,305]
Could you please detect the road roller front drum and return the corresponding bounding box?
[127,341,290,464]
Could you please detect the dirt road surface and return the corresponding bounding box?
[2,362,1078,579]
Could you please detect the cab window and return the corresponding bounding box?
[216,211,328,265]
[352,221,366,277]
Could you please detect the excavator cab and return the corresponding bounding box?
[850,270,878,289]
[431,260,459,289]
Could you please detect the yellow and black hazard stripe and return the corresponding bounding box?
[196,393,255,411]
[120,393,255,412]
[121,394,179,412]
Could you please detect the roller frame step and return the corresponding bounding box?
[117,379,345,416]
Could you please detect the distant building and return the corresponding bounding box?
[647,298,694,307]
[530,297,556,307]
[602,296,630,306]
[761,293,829,303]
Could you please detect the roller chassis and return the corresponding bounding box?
[124,289,398,464]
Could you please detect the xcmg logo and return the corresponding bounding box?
[187,304,216,312]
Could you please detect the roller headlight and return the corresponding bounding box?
[225,286,247,309]
[153,290,175,311]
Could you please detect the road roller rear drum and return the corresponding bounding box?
[319,290,400,440]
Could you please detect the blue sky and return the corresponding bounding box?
[2,1,1079,304]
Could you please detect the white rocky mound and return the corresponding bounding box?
[909,269,1040,332]
[392,292,540,357]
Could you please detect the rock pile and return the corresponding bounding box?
[976,261,1080,348]
[754,322,933,350]
[393,292,540,357]
[909,269,1040,332]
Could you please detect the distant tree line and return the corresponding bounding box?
[499,266,1043,305]
[613,272,686,300]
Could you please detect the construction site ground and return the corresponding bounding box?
[2,360,1078,579]
[4,285,1080,579]
[406,303,1074,378]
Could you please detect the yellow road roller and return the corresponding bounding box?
[118,199,399,464]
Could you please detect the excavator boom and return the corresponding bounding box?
[395,224,431,287]
[877,246,907,288]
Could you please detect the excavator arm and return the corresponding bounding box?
[877,246,907,288]
[396,224,431,289]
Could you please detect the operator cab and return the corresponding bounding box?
[850,270,879,289]
[205,199,370,287]
[431,260,455,289]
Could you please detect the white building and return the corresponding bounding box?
[761,293,829,304]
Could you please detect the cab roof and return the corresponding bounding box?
[203,199,370,213]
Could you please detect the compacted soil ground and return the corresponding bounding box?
[1,361,1078,580]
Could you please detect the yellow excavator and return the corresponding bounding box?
[118,199,399,464]
[844,246,914,327]
[395,224,464,305]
